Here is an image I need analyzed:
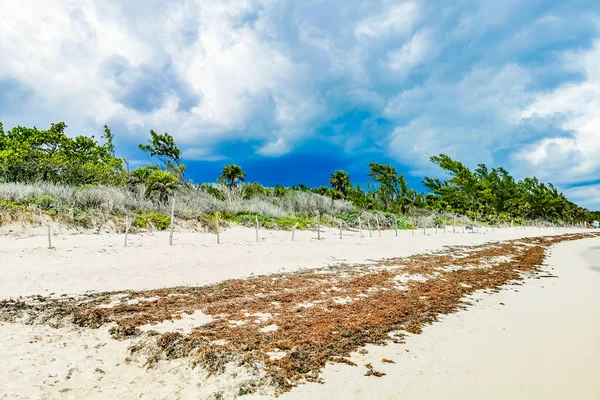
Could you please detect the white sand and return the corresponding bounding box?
[0,225,585,298]
[1,225,598,399]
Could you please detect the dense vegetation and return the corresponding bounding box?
[0,122,595,230]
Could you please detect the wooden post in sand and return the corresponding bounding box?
[169,196,175,246]
[317,212,321,240]
[453,215,456,233]
[124,216,131,247]
[394,215,398,237]
[291,222,298,241]
[339,220,343,239]
[47,225,52,249]
[367,219,373,237]
[358,216,363,237]
[255,216,259,242]
[216,212,220,244]
[375,214,381,237]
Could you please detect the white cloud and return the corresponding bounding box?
[385,64,533,170]
[563,184,600,210]
[516,40,600,183]
[355,1,421,39]
[386,30,435,73]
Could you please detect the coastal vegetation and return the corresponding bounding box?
[0,122,594,230]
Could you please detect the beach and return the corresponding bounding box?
[1,226,599,399]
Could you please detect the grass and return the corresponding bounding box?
[0,182,356,230]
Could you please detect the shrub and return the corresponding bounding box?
[32,194,56,210]
[134,211,171,230]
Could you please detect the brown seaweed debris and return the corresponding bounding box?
[1,232,597,395]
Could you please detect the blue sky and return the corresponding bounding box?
[2,0,600,208]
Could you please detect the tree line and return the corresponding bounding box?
[0,121,594,224]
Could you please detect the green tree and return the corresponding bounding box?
[329,170,351,198]
[221,164,246,187]
[139,130,189,187]
[145,170,178,203]
[0,122,126,185]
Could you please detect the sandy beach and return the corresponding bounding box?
[1,226,599,399]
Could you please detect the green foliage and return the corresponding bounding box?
[329,170,351,197]
[0,199,26,212]
[227,212,312,230]
[145,170,178,203]
[138,130,189,187]
[134,211,171,230]
[221,164,246,187]
[244,182,269,199]
[0,122,127,185]
[139,130,181,166]
[423,154,588,222]
[32,194,56,211]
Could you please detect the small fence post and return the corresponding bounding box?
[367,219,373,237]
[47,225,52,249]
[358,216,363,237]
[339,220,343,239]
[124,216,130,247]
[169,195,175,246]
[292,222,298,241]
[375,214,381,237]
[216,212,220,244]
[317,212,321,240]
[453,215,456,233]
[255,216,259,242]
[394,215,398,237]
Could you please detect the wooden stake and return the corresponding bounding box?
[375,214,381,237]
[292,222,298,241]
[339,220,342,239]
[216,212,220,244]
[124,216,130,247]
[317,212,321,240]
[47,225,52,249]
[169,196,175,246]
[367,219,372,237]
[358,216,363,237]
[394,215,398,237]
[453,215,456,233]
[255,216,259,242]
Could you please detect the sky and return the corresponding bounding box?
[1,0,600,209]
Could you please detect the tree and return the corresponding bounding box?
[145,170,178,203]
[102,125,116,156]
[139,130,181,166]
[221,164,246,187]
[139,130,189,187]
[329,170,351,198]
[0,122,126,185]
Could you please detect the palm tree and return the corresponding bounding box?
[221,164,246,187]
[145,170,178,203]
[329,170,351,197]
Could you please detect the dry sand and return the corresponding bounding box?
[1,225,599,399]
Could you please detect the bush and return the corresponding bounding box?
[32,194,56,210]
[134,211,171,230]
